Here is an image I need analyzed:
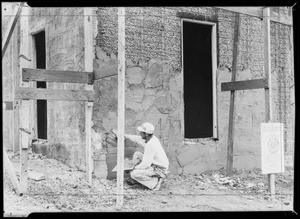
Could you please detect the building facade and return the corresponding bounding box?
[2,4,295,178]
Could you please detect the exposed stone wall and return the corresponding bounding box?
[95,7,294,177]
[29,8,86,169]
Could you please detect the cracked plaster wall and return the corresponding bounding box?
[28,8,87,169]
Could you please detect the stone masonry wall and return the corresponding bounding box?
[94,7,294,177]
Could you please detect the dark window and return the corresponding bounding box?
[183,21,213,138]
[33,31,47,139]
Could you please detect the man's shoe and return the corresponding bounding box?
[126,178,138,186]
[153,178,163,191]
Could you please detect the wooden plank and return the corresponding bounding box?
[13,100,20,154]
[212,23,218,138]
[221,78,268,91]
[20,148,28,193]
[22,68,94,84]
[263,8,272,122]
[217,7,262,18]
[226,13,240,176]
[85,102,93,184]
[263,8,275,199]
[116,7,125,209]
[2,2,24,58]
[20,99,30,193]
[15,87,95,101]
[216,7,293,26]
[19,5,30,193]
[3,148,23,196]
[84,7,95,185]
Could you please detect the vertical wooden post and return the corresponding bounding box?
[19,4,30,193]
[3,148,23,196]
[116,7,125,209]
[263,7,275,198]
[226,13,240,176]
[84,7,94,184]
[20,99,30,193]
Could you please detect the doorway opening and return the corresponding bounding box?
[182,20,217,139]
[33,31,47,139]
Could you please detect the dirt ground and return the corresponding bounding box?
[3,150,294,216]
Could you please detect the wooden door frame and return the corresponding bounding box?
[181,18,218,140]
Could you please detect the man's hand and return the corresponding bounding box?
[111,129,118,138]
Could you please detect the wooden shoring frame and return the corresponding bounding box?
[2,2,24,195]
[225,12,241,176]
[221,7,279,198]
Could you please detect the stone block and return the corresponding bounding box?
[176,144,202,167]
[183,160,210,174]
[144,63,163,88]
[127,67,146,84]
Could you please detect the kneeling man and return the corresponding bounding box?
[120,122,169,190]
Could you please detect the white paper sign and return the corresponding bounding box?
[261,123,284,174]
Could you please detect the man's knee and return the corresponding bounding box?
[130,169,143,179]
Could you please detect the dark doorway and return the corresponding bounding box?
[34,31,47,139]
[183,21,213,138]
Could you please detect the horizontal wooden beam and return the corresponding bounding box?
[15,87,95,101]
[221,78,268,92]
[216,7,293,26]
[22,68,94,84]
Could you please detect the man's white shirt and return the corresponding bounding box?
[125,134,169,170]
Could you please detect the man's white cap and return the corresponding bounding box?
[137,122,155,134]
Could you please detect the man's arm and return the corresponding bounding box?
[112,129,146,147]
[134,144,155,169]
[124,134,146,147]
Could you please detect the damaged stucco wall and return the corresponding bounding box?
[94,6,294,177]
[2,3,19,151]
[28,8,87,169]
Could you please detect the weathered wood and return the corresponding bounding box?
[3,101,14,110]
[19,5,30,193]
[216,7,293,26]
[94,64,118,80]
[13,100,20,154]
[22,68,94,84]
[116,7,125,209]
[221,78,268,92]
[15,87,95,101]
[20,100,30,149]
[217,7,262,18]
[226,13,240,176]
[263,8,272,123]
[263,8,275,198]
[2,2,24,58]
[85,101,93,184]
[84,7,95,184]
[212,23,218,138]
[3,148,23,196]
[20,99,30,193]
[20,148,28,193]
